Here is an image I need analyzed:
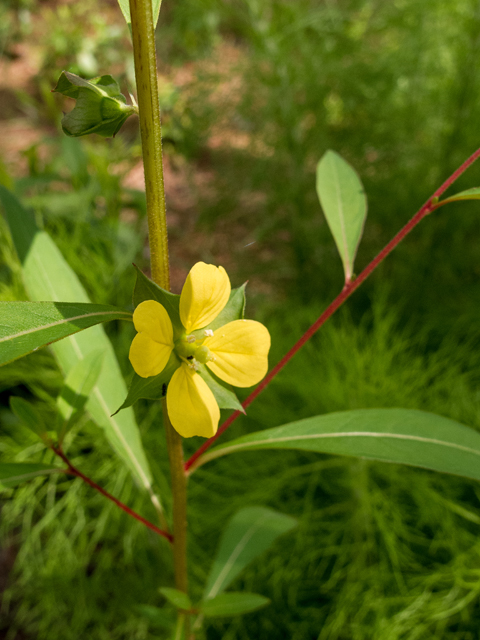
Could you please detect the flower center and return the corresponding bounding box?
[174,331,214,366]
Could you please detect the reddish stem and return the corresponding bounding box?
[53,446,173,543]
[185,146,480,473]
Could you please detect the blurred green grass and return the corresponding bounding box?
[1,0,480,638]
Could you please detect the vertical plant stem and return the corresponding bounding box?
[163,399,189,593]
[128,0,170,289]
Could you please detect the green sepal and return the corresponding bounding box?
[133,266,183,339]
[197,365,244,413]
[113,352,181,415]
[205,283,246,331]
[53,71,135,138]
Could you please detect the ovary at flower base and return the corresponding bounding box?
[129,262,271,438]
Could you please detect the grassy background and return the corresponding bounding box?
[1,0,480,638]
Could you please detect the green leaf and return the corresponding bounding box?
[0,301,131,367]
[0,462,59,487]
[114,352,180,414]
[199,408,480,484]
[436,187,480,207]
[57,349,104,437]
[133,266,182,337]
[9,397,47,440]
[116,0,162,29]
[203,507,297,600]
[0,186,155,492]
[316,150,367,283]
[197,365,244,412]
[159,587,192,611]
[200,592,270,618]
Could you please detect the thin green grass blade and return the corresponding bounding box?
[0,301,131,366]
[203,506,297,600]
[0,185,155,493]
[198,409,480,482]
[316,150,367,283]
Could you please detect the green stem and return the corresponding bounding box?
[128,0,170,289]
[163,399,189,593]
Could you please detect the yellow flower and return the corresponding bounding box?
[129,262,271,438]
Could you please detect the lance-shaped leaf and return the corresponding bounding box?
[159,588,192,611]
[316,150,367,283]
[0,186,155,493]
[196,409,480,484]
[435,187,480,208]
[0,462,60,488]
[116,0,162,29]
[0,301,131,366]
[57,349,104,439]
[200,592,270,618]
[203,507,297,600]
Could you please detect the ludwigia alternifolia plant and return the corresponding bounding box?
[2,1,480,637]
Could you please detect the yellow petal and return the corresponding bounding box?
[204,320,270,387]
[129,333,173,378]
[133,300,173,345]
[179,262,231,333]
[167,364,220,438]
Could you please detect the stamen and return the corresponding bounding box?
[186,335,196,343]
[204,329,214,337]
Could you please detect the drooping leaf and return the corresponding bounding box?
[159,587,192,611]
[203,507,297,600]
[200,592,270,618]
[57,349,104,438]
[9,397,47,440]
[0,186,155,492]
[116,0,162,29]
[316,150,367,283]
[0,301,131,366]
[197,409,480,484]
[0,462,59,487]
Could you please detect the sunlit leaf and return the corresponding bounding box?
[0,186,155,493]
[57,349,104,438]
[0,301,131,366]
[203,507,297,600]
[316,150,367,283]
[198,409,480,484]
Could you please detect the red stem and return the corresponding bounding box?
[53,446,173,543]
[185,146,480,473]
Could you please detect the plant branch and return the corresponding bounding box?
[185,146,480,473]
[129,0,170,289]
[52,445,173,543]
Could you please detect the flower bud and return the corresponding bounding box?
[53,71,136,138]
